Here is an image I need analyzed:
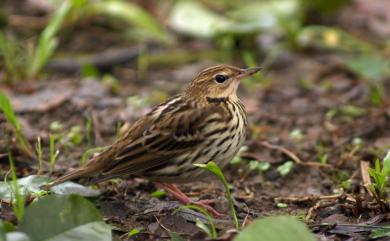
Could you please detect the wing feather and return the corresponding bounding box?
[99,101,226,179]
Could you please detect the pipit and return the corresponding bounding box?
[47,65,261,215]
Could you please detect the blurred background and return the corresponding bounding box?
[0,0,390,240]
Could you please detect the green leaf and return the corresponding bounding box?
[168,1,234,38]
[169,232,186,241]
[5,232,31,241]
[19,195,111,241]
[194,162,238,229]
[0,221,7,240]
[28,1,72,78]
[234,216,315,241]
[277,161,294,176]
[176,204,216,238]
[0,92,33,156]
[195,219,212,238]
[228,0,299,32]
[128,228,142,238]
[0,175,100,203]
[92,1,170,44]
[339,105,365,117]
[0,92,20,131]
[345,55,390,82]
[382,150,390,176]
[150,189,166,198]
[370,226,390,239]
[276,203,288,208]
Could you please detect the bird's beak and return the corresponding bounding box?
[236,67,262,79]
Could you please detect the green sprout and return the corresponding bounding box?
[368,150,390,206]
[7,153,25,222]
[27,1,72,79]
[128,227,142,238]
[176,204,217,239]
[194,161,239,229]
[85,116,93,146]
[0,1,71,81]
[248,160,270,173]
[35,137,43,175]
[150,189,166,198]
[277,161,294,176]
[0,92,34,158]
[49,134,59,174]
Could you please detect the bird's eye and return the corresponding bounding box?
[215,74,228,83]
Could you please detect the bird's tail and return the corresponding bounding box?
[43,165,99,190]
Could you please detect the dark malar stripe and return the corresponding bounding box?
[206,96,228,103]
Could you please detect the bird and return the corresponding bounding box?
[46,64,262,216]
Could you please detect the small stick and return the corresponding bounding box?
[275,194,356,204]
[360,161,372,193]
[305,200,339,222]
[259,141,332,168]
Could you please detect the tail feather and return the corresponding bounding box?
[43,167,94,190]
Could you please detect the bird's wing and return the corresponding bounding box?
[99,102,226,178]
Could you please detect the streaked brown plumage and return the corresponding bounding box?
[47,65,261,215]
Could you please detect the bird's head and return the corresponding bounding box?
[185,65,262,101]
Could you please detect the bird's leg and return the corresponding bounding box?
[156,183,223,217]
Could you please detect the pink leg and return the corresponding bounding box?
[156,183,223,217]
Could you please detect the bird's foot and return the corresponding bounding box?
[156,183,223,217]
[191,199,223,217]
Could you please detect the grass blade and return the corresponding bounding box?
[194,161,239,229]
[28,0,72,78]
[8,153,25,222]
[0,92,34,157]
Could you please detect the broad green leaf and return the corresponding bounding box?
[228,0,299,31]
[168,1,234,38]
[5,232,30,241]
[234,216,315,241]
[19,195,111,241]
[0,175,100,203]
[345,55,390,81]
[50,181,100,197]
[45,222,111,241]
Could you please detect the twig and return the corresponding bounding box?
[91,111,103,145]
[154,215,172,233]
[259,141,332,168]
[360,160,372,196]
[275,194,339,203]
[275,193,356,204]
[305,200,339,222]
